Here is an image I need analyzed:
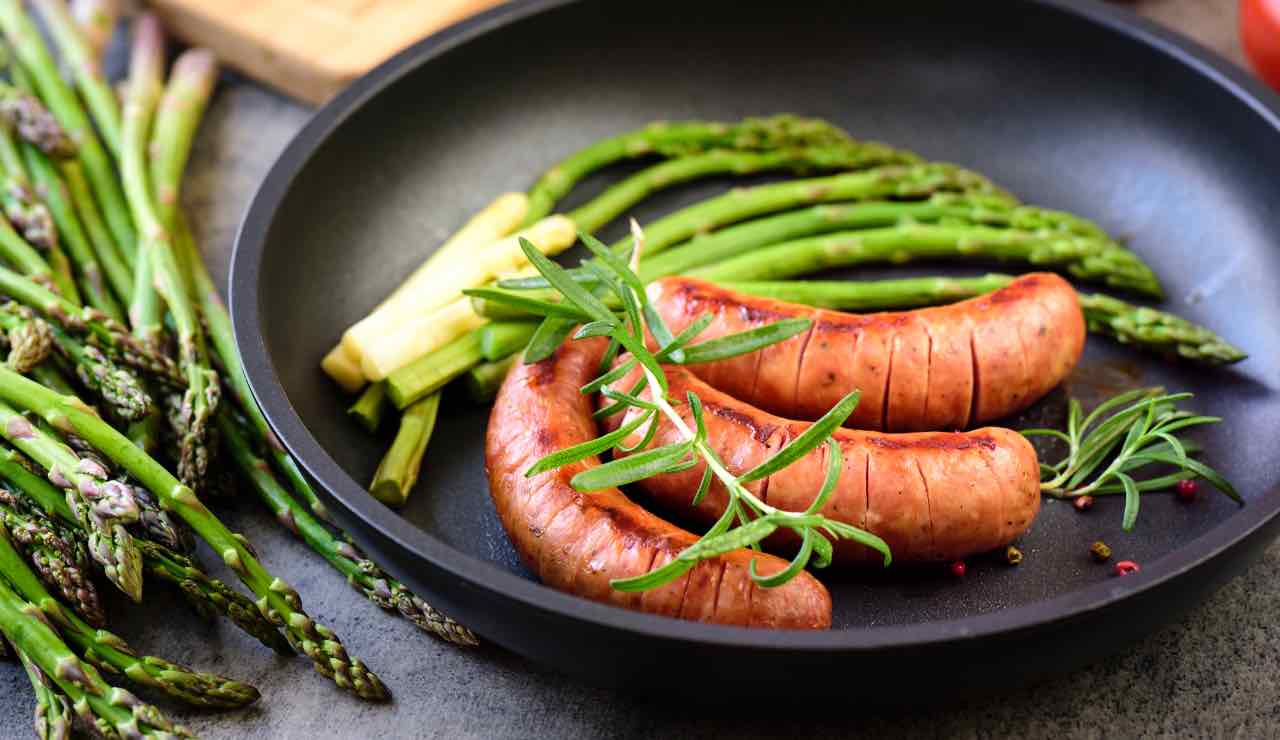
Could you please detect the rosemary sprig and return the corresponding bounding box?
[507,228,891,591]
[1023,387,1239,530]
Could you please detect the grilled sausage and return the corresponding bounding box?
[603,364,1041,564]
[647,273,1084,432]
[485,336,832,629]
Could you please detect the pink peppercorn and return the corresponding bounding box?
[1073,495,1094,512]
[1176,478,1199,502]
[950,560,967,578]
[1113,560,1140,576]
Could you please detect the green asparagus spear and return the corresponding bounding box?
[218,411,478,645]
[347,382,387,433]
[638,194,1110,280]
[0,488,101,627]
[14,643,73,740]
[566,143,917,234]
[0,365,388,699]
[0,0,136,256]
[0,81,74,158]
[369,393,439,506]
[29,0,122,158]
[386,329,483,409]
[1078,292,1246,364]
[478,320,537,361]
[148,48,216,230]
[684,222,1162,296]
[0,517,261,708]
[23,299,157,426]
[137,539,294,655]
[0,400,142,601]
[121,16,219,489]
[522,115,877,224]
[21,143,123,320]
[62,159,133,296]
[0,265,180,384]
[0,577,191,738]
[465,355,516,404]
[723,276,1245,365]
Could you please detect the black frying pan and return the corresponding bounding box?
[231,0,1280,701]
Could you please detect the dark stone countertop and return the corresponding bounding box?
[2,1,1277,737]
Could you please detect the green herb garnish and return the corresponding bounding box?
[1023,387,1239,530]
[492,227,891,591]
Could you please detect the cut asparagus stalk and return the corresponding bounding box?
[121,16,220,490]
[385,327,484,409]
[369,393,439,507]
[478,320,537,361]
[321,192,529,392]
[565,142,916,234]
[218,409,478,644]
[0,365,388,699]
[359,295,487,383]
[685,223,1162,296]
[32,0,123,158]
[0,517,261,708]
[522,114,874,224]
[347,382,388,433]
[0,577,191,738]
[0,0,136,255]
[464,355,516,404]
[340,214,575,376]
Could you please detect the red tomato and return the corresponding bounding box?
[1242,0,1280,92]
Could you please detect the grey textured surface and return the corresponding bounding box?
[2,1,1278,738]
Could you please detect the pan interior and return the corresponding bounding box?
[255,0,1280,630]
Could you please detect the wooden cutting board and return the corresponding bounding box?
[149,0,507,104]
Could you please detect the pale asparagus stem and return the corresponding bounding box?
[0,577,192,738]
[0,366,388,699]
[219,411,477,645]
[522,114,877,224]
[0,400,142,601]
[122,15,219,490]
[14,644,73,740]
[33,0,122,157]
[0,0,137,254]
[0,517,260,709]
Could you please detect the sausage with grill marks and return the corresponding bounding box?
[603,364,1041,564]
[484,336,832,629]
[647,273,1084,432]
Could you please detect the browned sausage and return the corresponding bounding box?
[485,335,832,628]
[603,364,1041,564]
[647,273,1085,432]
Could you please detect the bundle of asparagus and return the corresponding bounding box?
[0,2,480,734]
[329,113,1243,508]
